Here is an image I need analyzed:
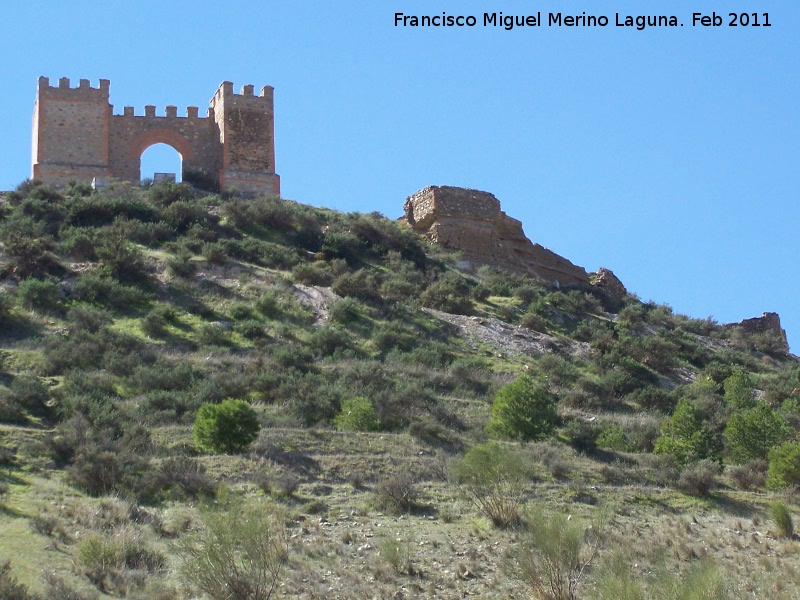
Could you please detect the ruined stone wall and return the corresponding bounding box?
[725,312,790,354]
[403,186,589,286]
[31,78,279,196]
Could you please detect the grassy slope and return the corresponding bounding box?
[0,181,799,598]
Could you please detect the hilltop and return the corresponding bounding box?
[1,179,799,599]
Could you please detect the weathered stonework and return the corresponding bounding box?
[403,186,589,286]
[31,77,279,196]
[725,312,790,354]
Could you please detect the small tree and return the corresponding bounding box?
[178,498,288,600]
[724,403,789,463]
[193,399,260,454]
[334,396,381,432]
[654,399,720,466]
[767,440,800,489]
[452,442,528,528]
[487,375,557,441]
[723,370,755,409]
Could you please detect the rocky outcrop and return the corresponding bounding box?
[403,186,589,286]
[725,312,790,354]
[591,268,628,312]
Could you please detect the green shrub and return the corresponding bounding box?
[564,419,601,454]
[167,250,197,278]
[308,326,351,357]
[723,370,755,409]
[420,273,474,315]
[452,442,527,528]
[193,399,261,454]
[378,536,415,575]
[769,501,794,538]
[94,228,148,283]
[487,375,557,441]
[177,498,289,600]
[724,403,789,463]
[196,323,232,347]
[71,272,149,309]
[653,399,721,466]
[17,278,61,313]
[331,269,382,303]
[509,507,608,600]
[766,440,800,489]
[334,396,380,432]
[328,297,362,324]
[0,560,42,600]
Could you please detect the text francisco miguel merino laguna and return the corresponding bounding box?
[394,11,770,31]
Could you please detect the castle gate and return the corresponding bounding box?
[31,77,280,196]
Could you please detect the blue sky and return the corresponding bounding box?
[2,1,798,350]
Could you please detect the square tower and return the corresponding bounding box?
[32,77,111,185]
[211,82,280,196]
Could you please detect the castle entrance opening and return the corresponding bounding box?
[140,143,182,184]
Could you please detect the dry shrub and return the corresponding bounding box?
[374,473,420,515]
[675,459,721,497]
[729,459,768,491]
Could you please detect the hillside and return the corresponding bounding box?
[1,179,800,599]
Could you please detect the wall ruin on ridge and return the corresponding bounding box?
[403,186,589,286]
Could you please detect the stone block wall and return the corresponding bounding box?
[403,186,589,286]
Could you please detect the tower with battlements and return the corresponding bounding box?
[31,77,280,196]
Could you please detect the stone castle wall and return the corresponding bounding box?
[403,186,589,286]
[31,77,279,196]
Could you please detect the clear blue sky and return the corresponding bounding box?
[2,1,798,350]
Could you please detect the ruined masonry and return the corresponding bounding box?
[31,77,279,196]
[403,186,589,286]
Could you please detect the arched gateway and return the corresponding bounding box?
[31,77,280,196]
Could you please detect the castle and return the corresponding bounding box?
[31,77,279,196]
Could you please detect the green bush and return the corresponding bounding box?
[0,560,42,600]
[723,370,755,409]
[766,440,800,489]
[769,501,794,538]
[334,396,380,432]
[487,375,557,441]
[70,272,149,309]
[177,498,288,600]
[653,399,721,466]
[17,278,61,313]
[419,273,474,315]
[724,403,789,463]
[452,442,527,528]
[193,399,261,454]
[509,506,608,600]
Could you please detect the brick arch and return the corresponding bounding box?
[128,128,196,162]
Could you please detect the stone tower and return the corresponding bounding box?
[32,77,112,184]
[31,77,280,196]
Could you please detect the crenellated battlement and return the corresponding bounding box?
[32,76,279,196]
[38,76,110,92]
[212,81,274,102]
[117,105,213,119]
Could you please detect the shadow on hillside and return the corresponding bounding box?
[712,493,759,518]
